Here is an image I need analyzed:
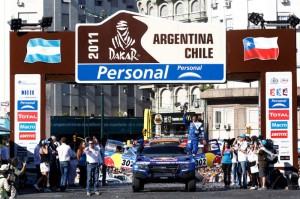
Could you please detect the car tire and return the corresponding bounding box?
[186,179,196,192]
[132,176,144,192]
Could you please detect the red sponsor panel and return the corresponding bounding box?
[270,88,275,96]
[271,131,288,138]
[268,110,289,120]
[17,112,38,122]
[19,132,36,140]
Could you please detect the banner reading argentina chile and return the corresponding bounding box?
[76,11,226,84]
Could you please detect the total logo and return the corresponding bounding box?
[17,112,38,122]
[269,110,289,120]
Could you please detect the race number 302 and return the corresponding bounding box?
[195,158,206,167]
[121,159,133,168]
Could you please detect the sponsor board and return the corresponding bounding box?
[17,100,38,110]
[268,110,289,120]
[19,123,36,131]
[17,112,38,122]
[270,121,288,129]
[76,11,226,83]
[266,72,293,167]
[15,74,41,169]
[270,130,288,138]
[19,132,36,140]
[268,98,289,109]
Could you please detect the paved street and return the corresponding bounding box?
[17,183,300,199]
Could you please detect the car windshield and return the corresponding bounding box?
[141,145,189,156]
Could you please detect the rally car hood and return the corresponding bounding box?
[137,155,193,163]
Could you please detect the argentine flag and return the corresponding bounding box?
[24,38,61,63]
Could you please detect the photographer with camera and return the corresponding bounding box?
[0,164,11,199]
[8,157,27,199]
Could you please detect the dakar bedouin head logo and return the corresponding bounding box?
[109,20,138,61]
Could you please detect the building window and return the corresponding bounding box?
[95,0,102,6]
[127,109,134,117]
[78,0,86,5]
[226,18,233,30]
[62,13,69,29]
[78,14,86,23]
[111,85,118,97]
[111,0,118,7]
[191,1,200,12]
[160,5,168,18]
[149,6,154,16]
[176,88,188,107]
[127,85,134,97]
[78,85,86,97]
[215,111,221,124]
[126,0,134,9]
[175,3,184,15]
[161,89,171,108]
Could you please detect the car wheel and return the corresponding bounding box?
[132,176,144,192]
[186,179,196,192]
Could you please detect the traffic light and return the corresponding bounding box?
[73,135,77,142]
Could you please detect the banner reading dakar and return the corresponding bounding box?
[75,10,226,84]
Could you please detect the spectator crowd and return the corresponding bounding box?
[0,135,108,198]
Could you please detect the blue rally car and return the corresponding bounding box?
[132,143,196,192]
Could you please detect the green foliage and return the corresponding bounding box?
[199,84,215,92]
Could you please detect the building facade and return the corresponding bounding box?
[0,0,152,138]
[137,0,300,139]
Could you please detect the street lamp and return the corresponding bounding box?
[101,85,104,139]
[63,93,87,138]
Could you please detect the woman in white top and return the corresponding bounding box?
[247,141,260,190]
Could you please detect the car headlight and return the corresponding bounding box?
[135,163,148,169]
[181,163,191,169]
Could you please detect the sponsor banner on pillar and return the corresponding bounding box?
[266,72,293,167]
[15,74,41,169]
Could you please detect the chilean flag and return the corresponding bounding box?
[243,37,279,61]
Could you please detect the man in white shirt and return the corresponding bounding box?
[56,137,72,192]
[237,134,248,189]
[85,140,103,196]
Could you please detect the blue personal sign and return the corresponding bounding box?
[76,11,226,84]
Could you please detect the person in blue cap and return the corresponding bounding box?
[183,109,205,155]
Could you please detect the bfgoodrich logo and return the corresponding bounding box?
[109,20,138,61]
